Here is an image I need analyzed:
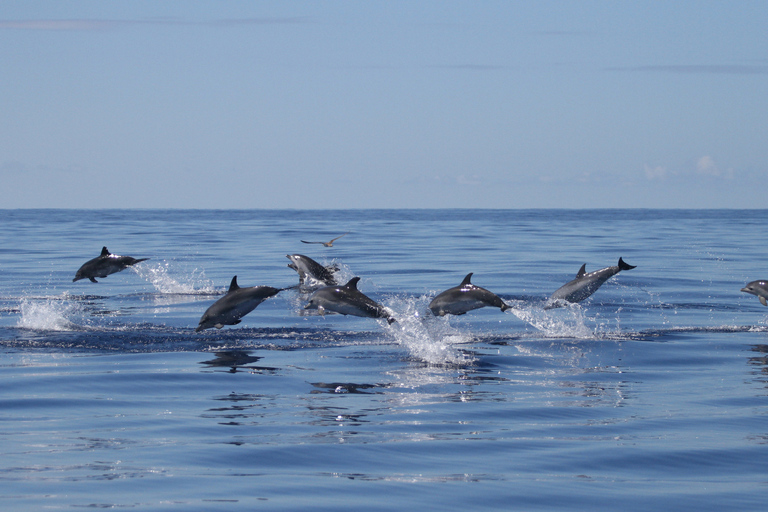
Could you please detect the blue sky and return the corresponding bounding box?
[1,1,766,208]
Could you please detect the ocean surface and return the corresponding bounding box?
[1,209,767,511]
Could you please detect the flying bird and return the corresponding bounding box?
[300,233,349,247]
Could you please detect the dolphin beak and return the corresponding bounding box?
[741,288,751,293]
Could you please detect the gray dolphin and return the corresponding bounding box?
[286,254,339,286]
[428,273,510,316]
[304,277,396,324]
[73,246,149,283]
[546,257,636,309]
[741,280,768,306]
[196,276,285,332]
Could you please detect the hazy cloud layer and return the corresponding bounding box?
[1,3,766,208]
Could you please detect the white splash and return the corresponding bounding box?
[132,261,215,294]
[509,302,595,339]
[17,297,81,331]
[384,294,475,366]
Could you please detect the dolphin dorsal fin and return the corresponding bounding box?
[576,264,587,278]
[460,273,474,286]
[345,277,361,289]
[101,247,110,257]
[228,276,240,292]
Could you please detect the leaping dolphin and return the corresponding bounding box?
[428,273,510,316]
[73,246,149,283]
[741,280,768,306]
[545,257,636,309]
[196,276,285,332]
[286,254,339,286]
[304,277,396,324]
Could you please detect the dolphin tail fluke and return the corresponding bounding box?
[500,302,511,312]
[132,258,150,265]
[618,258,636,271]
[386,316,397,325]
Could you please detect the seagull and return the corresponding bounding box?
[300,233,349,247]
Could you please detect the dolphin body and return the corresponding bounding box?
[73,246,149,283]
[428,273,510,316]
[286,254,339,286]
[545,257,636,309]
[741,280,768,306]
[196,276,284,332]
[304,277,396,324]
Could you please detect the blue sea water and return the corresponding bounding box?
[1,209,767,511]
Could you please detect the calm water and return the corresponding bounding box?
[1,209,767,511]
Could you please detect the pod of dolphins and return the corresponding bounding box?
[71,243,768,333]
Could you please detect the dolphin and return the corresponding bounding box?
[73,246,149,283]
[545,257,636,309]
[741,280,768,306]
[428,273,510,316]
[286,254,339,286]
[196,276,284,332]
[304,277,396,324]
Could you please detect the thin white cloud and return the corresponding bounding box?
[0,19,121,30]
[644,164,667,180]
[456,174,482,185]
[696,155,719,176]
[429,64,508,71]
[644,157,737,182]
[695,156,735,179]
[607,64,768,75]
[0,17,310,31]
